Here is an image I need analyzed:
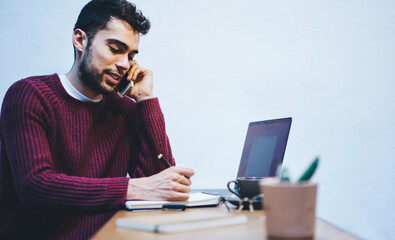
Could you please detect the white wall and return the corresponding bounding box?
[1,0,394,239]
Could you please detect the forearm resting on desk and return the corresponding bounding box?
[126,166,195,201]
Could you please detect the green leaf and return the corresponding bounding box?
[297,157,319,183]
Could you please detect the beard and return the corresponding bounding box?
[78,46,114,96]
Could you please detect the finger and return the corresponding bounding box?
[132,68,143,81]
[165,169,191,186]
[173,182,191,193]
[127,61,139,81]
[173,167,195,178]
[175,174,192,186]
[167,191,190,201]
[124,68,133,82]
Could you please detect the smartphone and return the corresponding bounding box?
[115,69,133,97]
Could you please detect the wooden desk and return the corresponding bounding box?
[92,206,359,240]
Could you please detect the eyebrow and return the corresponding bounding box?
[106,39,139,54]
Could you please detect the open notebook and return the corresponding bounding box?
[125,192,220,210]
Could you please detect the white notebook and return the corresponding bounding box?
[125,192,220,210]
[116,211,247,233]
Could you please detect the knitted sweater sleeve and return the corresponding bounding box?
[129,98,176,178]
[1,81,129,214]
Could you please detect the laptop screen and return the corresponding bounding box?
[236,117,292,178]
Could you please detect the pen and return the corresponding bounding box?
[157,154,172,168]
[158,153,191,180]
[162,204,186,211]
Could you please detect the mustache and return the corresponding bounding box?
[104,69,127,78]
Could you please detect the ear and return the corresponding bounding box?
[72,29,88,53]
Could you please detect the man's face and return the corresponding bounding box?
[78,18,140,95]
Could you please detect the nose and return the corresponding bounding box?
[115,54,130,73]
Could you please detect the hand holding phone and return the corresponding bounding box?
[117,60,154,101]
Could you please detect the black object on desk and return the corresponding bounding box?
[162,204,186,211]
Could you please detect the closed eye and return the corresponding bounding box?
[109,46,123,54]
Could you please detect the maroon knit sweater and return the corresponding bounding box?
[0,74,175,239]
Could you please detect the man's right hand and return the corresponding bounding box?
[126,167,195,201]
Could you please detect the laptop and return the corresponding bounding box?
[197,117,292,197]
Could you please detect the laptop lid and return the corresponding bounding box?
[236,117,292,179]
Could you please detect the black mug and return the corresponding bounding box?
[227,177,262,199]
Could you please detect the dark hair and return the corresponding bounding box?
[74,0,151,40]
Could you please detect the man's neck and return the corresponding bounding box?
[65,66,103,101]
